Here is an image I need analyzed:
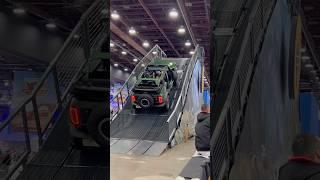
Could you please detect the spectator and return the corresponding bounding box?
[279,134,320,180]
[195,104,210,151]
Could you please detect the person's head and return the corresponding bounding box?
[292,134,320,163]
[200,104,210,113]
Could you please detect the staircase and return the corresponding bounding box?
[0,0,107,179]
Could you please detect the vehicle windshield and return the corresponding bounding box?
[138,80,158,87]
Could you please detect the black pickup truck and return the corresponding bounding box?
[68,51,108,148]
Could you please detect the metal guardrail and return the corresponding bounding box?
[0,0,106,179]
[110,45,167,120]
[167,45,205,141]
[211,0,277,179]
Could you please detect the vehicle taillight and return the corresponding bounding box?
[131,95,136,102]
[157,96,163,104]
[69,106,81,128]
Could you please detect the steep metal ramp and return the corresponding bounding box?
[110,45,205,156]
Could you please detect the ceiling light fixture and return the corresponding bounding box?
[189,50,195,55]
[121,51,127,55]
[13,7,26,15]
[133,58,138,62]
[114,63,119,67]
[110,42,115,47]
[142,41,150,48]
[46,22,57,29]
[111,10,120,20]
[141,64,145,67]
[169,8,179,19]
[124,68,128,71]
[152,51,157,55]
[128,27,137,35]
[185,40,191,47]
[305,64,314,68]
[73,34,80,39]
[178,26,186,34]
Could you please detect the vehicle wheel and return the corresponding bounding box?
[138,94,154,109]
[87,115,108,148]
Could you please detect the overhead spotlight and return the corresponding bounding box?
[133,58,138,62]
[142,41,150,48]
[124,68,128,71]
[46,22,57,29]
[152,51,158,55]
[301,56,310,60]
[305,64,314,68]
[121,51,127,55]
[13,7,26,15]
[73,34,80,39]
[178,26,186,34]
[185,40,191,47]
[189,50,195,55]
[111,10,120,20]
[141,64,145,67]
[128,27,137,35]
[114,63,119,67]
[101,9,108,15]
[110,42,115,47]
[169,8,179,19]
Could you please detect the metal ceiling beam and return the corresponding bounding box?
[176,0,197,46]
[137,0,181,57]
[111,22,147,56]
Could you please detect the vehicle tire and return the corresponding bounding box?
[137,94,154,109]
[87,115,108,148]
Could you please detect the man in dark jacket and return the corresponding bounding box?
[195,104,210,151]
[279,134,320,180]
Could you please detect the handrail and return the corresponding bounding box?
[166,45,203,123]
[210,0,278,179]
[166,45,205,141]
[0,0,106,179]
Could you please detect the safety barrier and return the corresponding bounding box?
[110,45,167,120]
[211,0,277,179]
[0,0,106,178]
[167,45,205,141]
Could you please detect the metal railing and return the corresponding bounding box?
[167,45,205,141]
[0,0,106,179]
[211,0,277,179]
[110,45,166,120]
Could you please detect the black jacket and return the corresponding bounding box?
[279,159,320,180]
[195,112,210,151]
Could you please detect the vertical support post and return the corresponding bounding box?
[52,67,62,105]
[32,97,43,145]
[82,17,91,60]
[226,109,234,175]
[119,91,124,108]
[22,106,31,152]
[116,96,120,114]
[126,83,130,100]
